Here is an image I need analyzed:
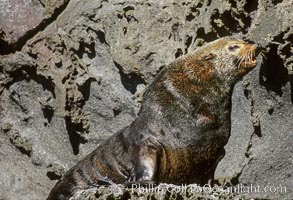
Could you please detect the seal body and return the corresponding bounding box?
[47,37,257,200]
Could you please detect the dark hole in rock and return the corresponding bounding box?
[65,117,87,155]
[259,44,288,97]
[175,48,183,58]
[47,171,62,180]
[186,13,195,21]
[244,0,258,13]
[114,61,146,95]
[97,30,107,45]
[185,35,193,54]
[113,108,122,117]
[42,107,54,123]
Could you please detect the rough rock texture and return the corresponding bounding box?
[70,184,239,200]
[0,0,292,200]
[0,0,70,53]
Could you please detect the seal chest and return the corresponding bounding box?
[47,37,257,199]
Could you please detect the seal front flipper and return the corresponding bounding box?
[133,137,162,185]
[206,148,226,186]
[47,166,79,200]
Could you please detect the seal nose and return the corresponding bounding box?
[242,38,259,51]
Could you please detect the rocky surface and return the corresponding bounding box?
[70,184,239,200]
[0,0,70,53]
[0,0,292,199]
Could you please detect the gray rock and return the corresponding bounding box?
[0,129,53,200]
[0,0,292,199]
[0,0,69,53]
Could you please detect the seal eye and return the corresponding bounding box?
[228,44,240,51]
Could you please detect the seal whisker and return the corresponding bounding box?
[235,55,243,68]
[245,53,249,66]
[236,57,241,69]
[237,55,246,68]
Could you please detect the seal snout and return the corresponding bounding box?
[238,41,258,69]
[247,43,257,67]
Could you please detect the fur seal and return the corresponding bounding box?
[47,36,257,200]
